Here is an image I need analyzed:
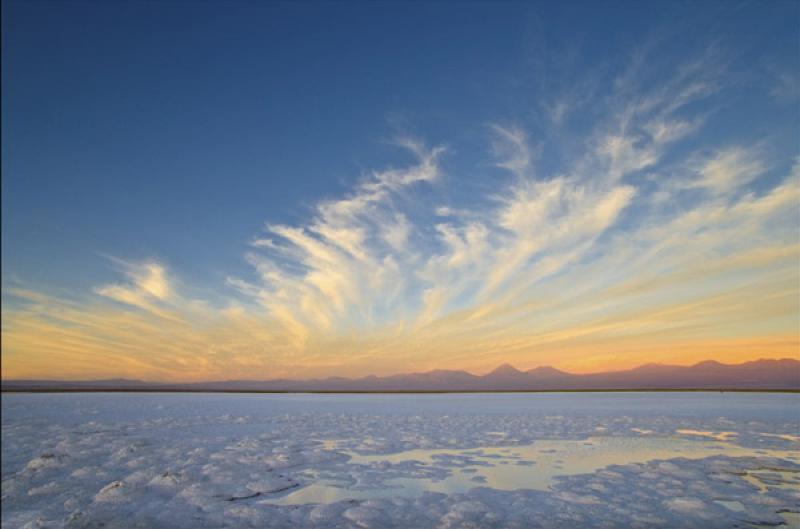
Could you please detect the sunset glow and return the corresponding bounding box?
[2,2,798,382]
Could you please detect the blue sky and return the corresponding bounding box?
[2,1,798,380]
[3,1,529,291]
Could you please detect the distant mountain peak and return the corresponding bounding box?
[486,364,524,376]
[526,366,568,377]
[3,358,798,392]
[693,360,725,368]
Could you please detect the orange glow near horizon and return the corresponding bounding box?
[2,270,798,381]
[3,69,799,383]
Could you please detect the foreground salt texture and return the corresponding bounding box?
[2,393,799,528]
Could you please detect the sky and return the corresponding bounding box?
[2,0,799,382]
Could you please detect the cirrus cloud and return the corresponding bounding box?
[2,46,798,381]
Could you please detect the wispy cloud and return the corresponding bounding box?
[692,146,767,195]
[3,45,798,381]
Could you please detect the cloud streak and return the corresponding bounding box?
[3,46,798,381]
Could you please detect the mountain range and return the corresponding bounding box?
[2,358,798,392]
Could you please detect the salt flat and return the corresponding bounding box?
[2,392,799,528]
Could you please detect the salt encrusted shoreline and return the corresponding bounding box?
[2,393,798,528]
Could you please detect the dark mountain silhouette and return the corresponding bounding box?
[487,364,524,376]
[526,366,570,377]
[2,358,798,392]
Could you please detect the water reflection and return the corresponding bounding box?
[265,436,799,506]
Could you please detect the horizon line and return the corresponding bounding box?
[3,389,800,395]
[2,356,797,384]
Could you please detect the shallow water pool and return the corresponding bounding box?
[269,435,800,505]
